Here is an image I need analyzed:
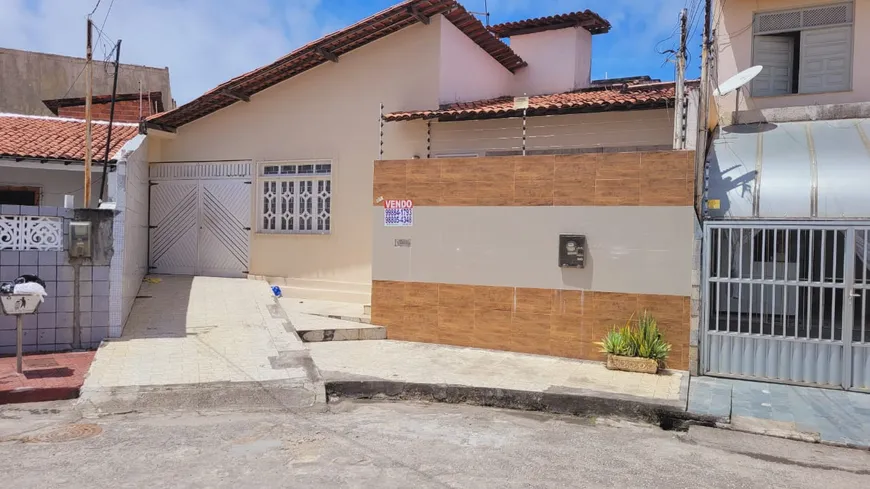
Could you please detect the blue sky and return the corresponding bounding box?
[1,0,703,104]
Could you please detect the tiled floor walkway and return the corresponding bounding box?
[83,276,308,388]
[689,376,870,447]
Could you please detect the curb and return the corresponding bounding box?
[77,379,326,415]
[324,380,723,430]
[0,386,81,405]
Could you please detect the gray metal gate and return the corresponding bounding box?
[702,222,870,391]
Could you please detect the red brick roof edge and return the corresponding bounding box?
[43,92,164,115]
[385,80,699,122]
[489,10,612,37]
[148,0,525,131]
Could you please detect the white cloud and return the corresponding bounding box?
[0,0,332,104]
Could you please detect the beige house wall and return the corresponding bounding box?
[715,0,869,116]
[427,109,677,156]
[149,21,442,289]
[373,206,695,296]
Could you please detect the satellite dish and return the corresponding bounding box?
[713,65,763,96]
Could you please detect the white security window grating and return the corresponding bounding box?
[0,215,63,250]
[756,10,801,34]
[754,2,853,34]
[802,4,852,27]
[259,162,332,234]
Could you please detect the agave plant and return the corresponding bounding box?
[596,315,638,357]
[635,311,672,364]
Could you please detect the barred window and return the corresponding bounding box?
[259,161,332,234]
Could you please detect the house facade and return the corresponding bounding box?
[702,0,870,389]
[145,1,696,306]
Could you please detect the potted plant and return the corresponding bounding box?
[596,312,671,374]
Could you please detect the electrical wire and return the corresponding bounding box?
[89,0,101,17]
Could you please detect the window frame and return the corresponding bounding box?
[257,160,333,235]
[750,1,855,97]
[0,185,41,206]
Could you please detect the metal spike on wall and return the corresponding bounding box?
[522,106,527,156]
[427,121,431,159]
[379,103,384,160]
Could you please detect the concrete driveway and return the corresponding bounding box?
[79,276,323,412]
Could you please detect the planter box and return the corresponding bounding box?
[606,354,658,374]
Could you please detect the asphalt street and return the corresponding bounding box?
[1,399,868,488]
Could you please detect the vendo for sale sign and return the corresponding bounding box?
[384,199,413,227]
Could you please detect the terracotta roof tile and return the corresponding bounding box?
[0,114,139,162]
[489,10,611,37]
[148,0,524,130]
[385,81,697,122]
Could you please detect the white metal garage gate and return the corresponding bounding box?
[702,222,870,391]
[148,161,252,278]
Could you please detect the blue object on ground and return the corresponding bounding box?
[271,285,282,297]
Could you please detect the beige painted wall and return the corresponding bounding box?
[428,108,676,156]
[150,21,441,287]
[438,15,513,104]
[509,27,593,96]
[0,165,102,207]
[372,206,695,297]
[715,0,868,115]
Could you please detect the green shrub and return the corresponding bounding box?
[635,311,672,364]
[596,311,672,365]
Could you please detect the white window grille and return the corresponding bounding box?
[751,2,854,96]
[259,162,332,234]
[0,215,63,251]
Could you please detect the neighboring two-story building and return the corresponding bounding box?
[702,0,870,390]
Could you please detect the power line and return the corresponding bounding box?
[98,0,116,35]
[58,64,87,101]
[89,0,102,17]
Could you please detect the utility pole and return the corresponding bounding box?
[99,39,122,203]
[673,8,688,150]
[84,18,94,208]
[695,0,713,214]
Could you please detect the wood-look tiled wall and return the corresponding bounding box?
[373,151,696,207]
[372,281,691,371]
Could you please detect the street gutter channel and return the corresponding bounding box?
[323,380,722,432]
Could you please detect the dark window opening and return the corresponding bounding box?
[0,187,40,206]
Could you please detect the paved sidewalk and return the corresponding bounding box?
[689,376,870,448]
[0,351,94,404]
[308,340,687,406]
[80,276,322,411]
[279,297,370,323]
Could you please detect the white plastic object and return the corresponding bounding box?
[12,282,47,302]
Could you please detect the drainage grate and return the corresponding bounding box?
[21,424,102,443]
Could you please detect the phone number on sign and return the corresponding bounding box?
[384,208,413,227]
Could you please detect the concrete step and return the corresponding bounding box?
[297,323,386,343]
[279,298,371,324]
[277,286,371,305]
